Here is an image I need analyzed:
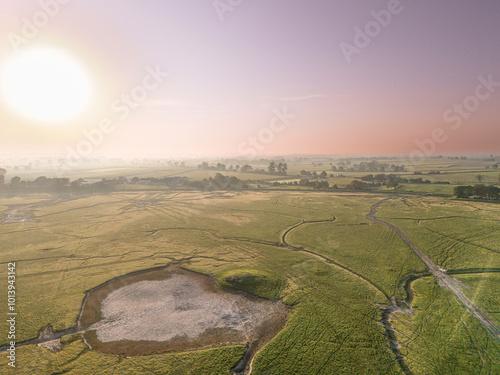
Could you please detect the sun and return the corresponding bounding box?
[1,48,93,123]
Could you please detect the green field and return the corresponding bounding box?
[393,277,500,374]
[0,157,499,374]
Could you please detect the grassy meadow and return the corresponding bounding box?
[392,277,500,374]
[0,157,499,374]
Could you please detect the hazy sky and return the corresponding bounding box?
[0,0,499,158]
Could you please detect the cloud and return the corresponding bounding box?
[141,99,184,108]
[261,94,329,102]
[279,94,328,101]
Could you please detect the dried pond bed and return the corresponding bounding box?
[78,264,288,370]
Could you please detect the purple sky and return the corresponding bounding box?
[0,0,499,157]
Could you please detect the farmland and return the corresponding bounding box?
[2,0,500,372]
[0,157,499,374]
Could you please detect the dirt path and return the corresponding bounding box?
[280,216,391,300]
[0,326,81,352]
[368,198,500,343]
[280,213,416,373]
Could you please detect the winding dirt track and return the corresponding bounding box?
[367,197,500,343]
[280,216,391,300]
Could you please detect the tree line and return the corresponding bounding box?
[198,162,288,176]
[0,174,249,193]
[453,185,499,200]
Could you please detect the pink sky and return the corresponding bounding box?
[0,0,499,158]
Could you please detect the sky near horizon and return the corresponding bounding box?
[0,0,499,158]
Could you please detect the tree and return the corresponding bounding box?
[276,162,288,175]
[52,178,70,191]
[487,185,500,200]
[0,168,5,186]
[268,162,276,173]
[34,176,48,188]
[346,180,365,190]
[11,176,21,185]
[475,174,484,183]
[71,178,85,188]
[360,174,374,182]
[319,171,327,178]
[454,185,473,198]
[316,181,329,189]
[386,179,399,189]
[213,173,227,188]
[241,165,252,173]
[473,184,488,198]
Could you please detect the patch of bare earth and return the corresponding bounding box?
[38,339,62,353]
[1,198,75,224]
[79,265,288,373]
[1,205,35,223]
[37,325,63,353]
[216,214,255,225]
